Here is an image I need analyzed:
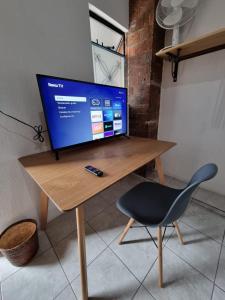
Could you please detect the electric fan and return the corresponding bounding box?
[156,0,200,46]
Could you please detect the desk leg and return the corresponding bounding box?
[40,191,49,230]
[155,157,165,185]
[76,205,88,300]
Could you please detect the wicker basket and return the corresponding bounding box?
[0,219,39,266]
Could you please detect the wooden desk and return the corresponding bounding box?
[19,137,175,299]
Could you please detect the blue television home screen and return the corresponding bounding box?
[36,75,127,150]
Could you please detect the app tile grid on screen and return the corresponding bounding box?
[90,98,123,139]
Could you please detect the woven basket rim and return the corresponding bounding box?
[0,219,37,251]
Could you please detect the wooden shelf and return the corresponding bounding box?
[156,27,225,81]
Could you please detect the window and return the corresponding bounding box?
[89,11,125,88]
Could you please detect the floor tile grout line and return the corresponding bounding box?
[48,214,112,250]
[180,219,225,246]
[46,193,117,241]
[108,245,144,285]
[70,245,110,285]
[0,236,53,284]
[70,213,221,298]
[141,260,158,299]
[142,226,213,294]
[46,205,112,247]
[48,228,77,249]
[47,202,113,249]
[76,219,139,285]
[69,209,157,297]
[139,257,158,300]
[192,197,225,216]
[138,228,175,299]
[210,229,225,300]
[85,197,118,223]
[41,177,173,296]
[45,230,77,300]
[87,216,127,248]
[221,228,225,244]
[191,198,225,217]
[85,198,116,223]
[53,283,77,300]
[68,223,158,298]
[130,283,143,300]
[0,266,21,285]
[214,283,225,293]
[131,282,157,300]
[122,227,176,300]
[164,244,216,284]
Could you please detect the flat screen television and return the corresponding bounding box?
[36,74,128,151]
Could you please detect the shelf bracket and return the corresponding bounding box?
[167,50,181,82]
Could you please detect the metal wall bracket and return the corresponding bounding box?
[165,43,225,82]
[167,50,181,82]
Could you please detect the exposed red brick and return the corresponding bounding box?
[127,0,164,174]
[127,0,164,138]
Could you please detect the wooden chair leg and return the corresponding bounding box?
[174,221,184,245]
[118,218,135,244]
[157,226,163,288]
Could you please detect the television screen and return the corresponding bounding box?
[36,74,127,151]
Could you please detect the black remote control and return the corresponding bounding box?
[85,165,103,177]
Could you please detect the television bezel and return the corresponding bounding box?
[36,74,128,152]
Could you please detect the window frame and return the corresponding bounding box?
[89,10,126,56]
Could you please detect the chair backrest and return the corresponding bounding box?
[161,163,218,226]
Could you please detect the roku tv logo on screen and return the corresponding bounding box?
[48,82,64,88]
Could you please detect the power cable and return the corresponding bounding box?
[0,109,47,143]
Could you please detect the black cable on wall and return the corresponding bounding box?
[0,109,47,143]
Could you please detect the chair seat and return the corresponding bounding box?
[117,182,181,226]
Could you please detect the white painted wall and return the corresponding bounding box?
[90,0,129,29]
[0,0,129,232]
[158,0,225,195]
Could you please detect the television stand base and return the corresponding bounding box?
[55,151,59,161]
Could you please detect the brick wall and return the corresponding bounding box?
[127,0,165,139]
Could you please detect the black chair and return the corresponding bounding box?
[117,163,218,287]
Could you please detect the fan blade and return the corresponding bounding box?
[182,0,199,8]
[171,0,184,7]
[161,0,172,7]
[163,7,183,26]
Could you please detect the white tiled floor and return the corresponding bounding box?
[1,173,225,300]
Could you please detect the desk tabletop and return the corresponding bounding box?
[19,137,175,212]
